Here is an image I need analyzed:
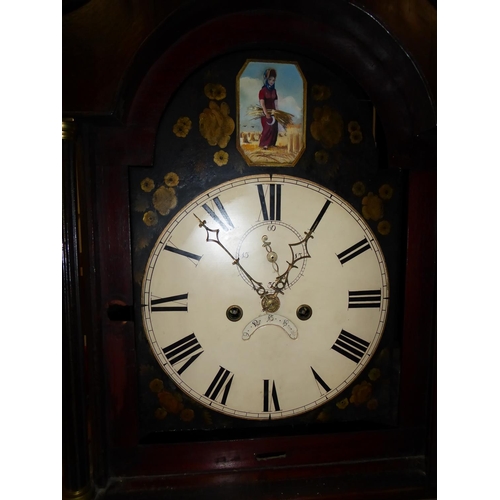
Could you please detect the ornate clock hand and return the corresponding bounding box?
[195,215,267,297]
[269,199,331,296]
[261,235,280,275]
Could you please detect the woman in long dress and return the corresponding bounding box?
[259,68,279,149]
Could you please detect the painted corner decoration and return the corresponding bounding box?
[237,60,306,167]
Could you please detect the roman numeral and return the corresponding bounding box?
[309,200,331,233]
[348,290,381,308]
[263,379,280,412]
[162,333,203,375]
[202,197,234,231]
[332,329,370,363]
[205,366,234,405]
[164,244,202,263]
[337,237,371,265]
[311,367,331,394]
[151,293,188,312]
[257,184,282,221]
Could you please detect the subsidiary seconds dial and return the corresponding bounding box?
[141,175,389,420]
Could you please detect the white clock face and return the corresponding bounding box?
[141,175,389,420]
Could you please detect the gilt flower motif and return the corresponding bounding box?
[349,380,373,406]
[377,220,391,236]
[314,149,329,165]
[164,172,179,187]
[173,117,192,137]
[213,150,229,166]
[143,210,158,227]
[204,83,227,101]
[352,181,366,197]
[362,192,383,221]
[378,184,393,200]
[140,177,155,193]
[153,186,178,216]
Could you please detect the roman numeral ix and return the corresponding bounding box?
[162,333,203,375]
[332,330,370,363]
[257,184,282,221]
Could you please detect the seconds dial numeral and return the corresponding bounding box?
[332,330,370,363]
[257,184,282,221]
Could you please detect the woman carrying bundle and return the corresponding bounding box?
[259,68,279,149]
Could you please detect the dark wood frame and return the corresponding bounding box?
[65,2,436,498]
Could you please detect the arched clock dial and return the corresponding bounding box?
[141,175,389,420]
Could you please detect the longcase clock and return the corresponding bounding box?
[62,2,436,499]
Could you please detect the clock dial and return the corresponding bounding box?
[141,175,389,420]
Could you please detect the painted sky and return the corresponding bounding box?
[238,61,304,132]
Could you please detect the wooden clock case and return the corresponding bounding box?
[62,1,436,498]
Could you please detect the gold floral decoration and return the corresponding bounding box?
[314,150,329,165]
[199,100,235,148]
[362,192,383,221]
[158,391,184,414]
[149,378,164,393]
[153,186,178,216]
[140,177,155,193]
[204,83,227,101]
[349,380,373,406]
[378,184,393,200]
[377,220,391,236]
[316,411,330,422]
[143,210,158,227]
[310,105,344,148]
[368,368,381,381]
[352,181,366,197]
[173,116,192,138]
[213,150,229,166]
[336,398,349,410]
[311,84,331,101]
[348,121,361,133]
[180,408,195,422]
[367,398,379,411]
[154,408,168,420]
[350,130,363,144]
[202,410,213,425]
[164,172,179,187]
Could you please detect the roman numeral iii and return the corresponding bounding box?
[257,184,282,221]
[162,333,203,375]
[348,290,381,308]
[332,330,370,363]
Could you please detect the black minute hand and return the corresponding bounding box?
[194,215,266,297]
